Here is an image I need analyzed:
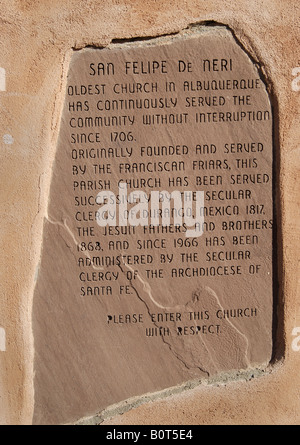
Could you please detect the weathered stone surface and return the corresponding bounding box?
[32,27,273,424]
[1,0,299,428]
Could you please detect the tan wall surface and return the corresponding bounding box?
[0,0,299,424]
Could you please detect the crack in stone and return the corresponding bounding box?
[38,212,212,375]
[117,258,251,374]
[203,286,251,368]
[183,292,221,374]
[117,258,210,376]
[39,213,211,374]
[45,216,104,272]
[39,217,250,374]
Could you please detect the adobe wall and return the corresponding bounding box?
[0,0,299,425]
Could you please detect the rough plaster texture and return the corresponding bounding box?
[0,0,299,425]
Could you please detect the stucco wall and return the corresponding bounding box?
[0,0,299,424]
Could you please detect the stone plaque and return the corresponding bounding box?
[33,27,274,424]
